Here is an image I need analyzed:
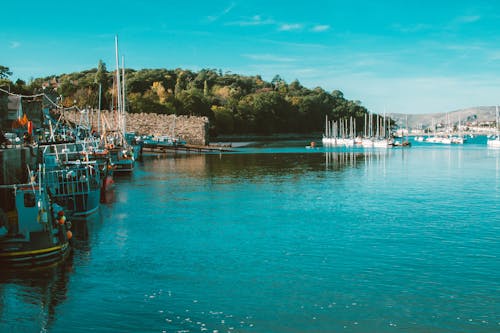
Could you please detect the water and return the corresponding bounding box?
[1,140,499,332]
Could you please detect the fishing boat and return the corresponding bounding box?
[0,181,71,268]
[40,143,102,219]
[99,36,137,172]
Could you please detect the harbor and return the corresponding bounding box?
[1,141,499,332]
[2,4,500,330]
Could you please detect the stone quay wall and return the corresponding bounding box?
[64,111,209,145]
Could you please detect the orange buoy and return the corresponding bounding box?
[66,230,73,240]
[58,215,66,225]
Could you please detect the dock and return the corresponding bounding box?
[141,143,234,154]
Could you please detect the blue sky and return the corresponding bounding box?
[2,0,500,114]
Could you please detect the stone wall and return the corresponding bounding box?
[63,111,209,145]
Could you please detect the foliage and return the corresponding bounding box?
[0,64,376,136]
[0,66,12,79]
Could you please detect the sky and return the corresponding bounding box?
[2,0,500,114]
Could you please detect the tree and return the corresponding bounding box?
[0,66,12,79]
[212,105,234,134]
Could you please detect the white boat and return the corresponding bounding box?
[487,106,500,148]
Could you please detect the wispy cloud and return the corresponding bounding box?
[207,2,236,22]
[278,23,303,31]
[242,53,297,62]
[456,15,481,23]
[226,15,275,27]
[311,25,330,32]
[391,23,432,33]
[9,41,20,49]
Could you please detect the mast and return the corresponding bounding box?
[496,105,500,136]
[122,55,127,137]
[98,83,102,134]
[115,35,122,133]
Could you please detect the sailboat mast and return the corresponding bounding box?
[115,35,122,132]
[496,105,500,139]
[122,55,127,136]
[98,83,102,133]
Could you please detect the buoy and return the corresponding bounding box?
[58,210,65,217]
[66,230,73,240]
[58,216,66,225]
[27,121,33,135]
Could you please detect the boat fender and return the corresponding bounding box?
[37,208,48,224]
[66,230,73,240]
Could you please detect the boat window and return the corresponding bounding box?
[24,192,36,207]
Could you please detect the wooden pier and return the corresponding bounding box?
[141,143,234,154]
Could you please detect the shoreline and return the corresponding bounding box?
[210,133,321,143]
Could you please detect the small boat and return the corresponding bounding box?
[487,106,500,148]
[107,144,136,172]
[0,183,71,268]
[142,135,186,148]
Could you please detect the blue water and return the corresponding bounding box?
[1,139,499,332]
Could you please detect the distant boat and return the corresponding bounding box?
[142,135,186,149]
[487,106,500,148]
[0,182,71,268]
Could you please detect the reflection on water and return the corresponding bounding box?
[324,149,393,171]
[142,149,395,180]
[0,213,101,332]
[0,256,72,332]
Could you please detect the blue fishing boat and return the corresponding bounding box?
[0,183,71,268]
[43,159,101,219]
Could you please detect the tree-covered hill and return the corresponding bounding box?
[0,64,370,136]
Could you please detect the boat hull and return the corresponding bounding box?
[0,240,70,268]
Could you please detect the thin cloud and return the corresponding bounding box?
[207,2,236,22]
[242,53,297,62]
[456,15,481,23]
[311,25,330,32]
[226,15,275,27]
[391,23,432,33]
[9,41,20,49]
[278,23,302,31]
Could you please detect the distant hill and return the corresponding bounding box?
[390,106,498,129]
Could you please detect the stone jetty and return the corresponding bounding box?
[63,111,209,146]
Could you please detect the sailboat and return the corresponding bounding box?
[102,36,137,172]
[487,106,500,148]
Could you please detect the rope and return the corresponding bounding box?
[0,87,79,112]
[0,87,45,98]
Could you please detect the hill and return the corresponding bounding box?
[390,106,497,129]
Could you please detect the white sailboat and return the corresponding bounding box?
[487,106,500,148]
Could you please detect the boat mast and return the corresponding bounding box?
[496,105,500,136]
[115,35,122,135]
[122,55,127,138]
[98,83,102,134]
